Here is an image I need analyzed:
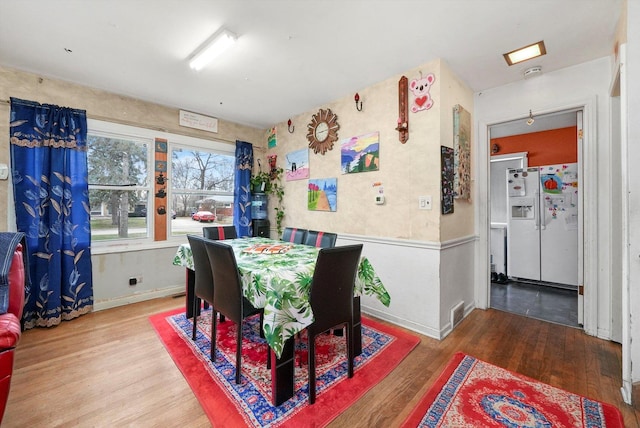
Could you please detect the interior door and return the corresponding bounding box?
[576,111,584,325]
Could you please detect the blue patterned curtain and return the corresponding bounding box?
[10,97,93,329]
[233,141,253,237]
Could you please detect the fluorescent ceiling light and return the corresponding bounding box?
[503,41,546,66]
[189,28,237,71]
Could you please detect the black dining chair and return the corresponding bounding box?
[282,227,307,244]
[306,244,363,404]
[303,230,337,248]
[186,234,224,353]
[204,239,265,384]
[203,225,237,240]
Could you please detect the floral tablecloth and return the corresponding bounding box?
[173,237,390,358]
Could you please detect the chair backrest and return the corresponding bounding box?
[203,239,244,323]
[309,244,363,333]
[304,230,337,248]
[282,227,307,244]
[187,234,215,303]
[203,225,237,240]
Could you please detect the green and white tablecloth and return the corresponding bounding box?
[172,237,390,358]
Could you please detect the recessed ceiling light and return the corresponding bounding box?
[503,41,546,66]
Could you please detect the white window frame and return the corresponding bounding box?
[88,119,236,254]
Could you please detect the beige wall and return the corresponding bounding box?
[0,65,264,229]
[259,58,474,243]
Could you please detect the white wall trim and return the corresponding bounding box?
[362,304,442,339]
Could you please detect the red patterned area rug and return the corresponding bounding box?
[402,352,624,428]
[149,308,419,427]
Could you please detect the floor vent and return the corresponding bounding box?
[451,301,465,328]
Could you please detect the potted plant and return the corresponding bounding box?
[250,170,271,193]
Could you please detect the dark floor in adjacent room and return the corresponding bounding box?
[490,280,580,328]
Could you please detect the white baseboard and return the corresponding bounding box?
[362,304,441,340]
[93,286,184,312]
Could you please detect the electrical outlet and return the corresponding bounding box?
[418,196,432,210]
[129,277,137,286]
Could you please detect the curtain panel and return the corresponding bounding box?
[233,141,253,238]
[9,97,94,329]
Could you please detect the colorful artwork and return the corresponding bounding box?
[409,73,435,112]
[453,104,471,200]
[267,127,277,149]
[341,131,380,174]
[441,146,454,214]
[308,178,337,212]
[285,148,309,181]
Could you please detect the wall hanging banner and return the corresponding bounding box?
[453,104,471,200]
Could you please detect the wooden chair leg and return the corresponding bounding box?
[192,297,199,340]
[346,321,354,378]
[235,320,243,384]
[211,309,218,362]
[308,333,316,404]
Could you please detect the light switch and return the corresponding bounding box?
[0,163,8,180]
[419,195,432,210]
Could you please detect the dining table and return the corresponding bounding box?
[172,236,391,405]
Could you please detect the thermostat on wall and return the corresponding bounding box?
[0,163,8,180]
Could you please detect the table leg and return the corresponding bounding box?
[353,296,362,356]
[186,269,196,318]
[271,337,295,406]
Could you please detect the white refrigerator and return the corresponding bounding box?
[506,163,579,286]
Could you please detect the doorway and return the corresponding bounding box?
[488,109,582,328]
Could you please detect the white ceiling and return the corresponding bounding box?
[0,0,622,130]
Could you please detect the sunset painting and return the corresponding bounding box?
[341,131,380,174]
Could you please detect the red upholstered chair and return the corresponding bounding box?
[0,242,26,424]
[281,227,307,244]
[203,226,237,240]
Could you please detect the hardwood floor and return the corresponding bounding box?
[4,296,639,427]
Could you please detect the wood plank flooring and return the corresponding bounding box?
[3,296,639,427]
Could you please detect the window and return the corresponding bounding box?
[87,119,236,244]
[170,147,235,237]
[87,127,152,242]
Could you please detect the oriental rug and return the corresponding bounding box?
[401,352,624,428]
[150,308,419,427]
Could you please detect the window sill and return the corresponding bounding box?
[91,238,186,255]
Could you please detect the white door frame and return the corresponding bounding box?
[476,97,597,335]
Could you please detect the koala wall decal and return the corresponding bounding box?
[409,73,435,113]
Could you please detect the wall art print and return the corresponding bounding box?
[285,148,309,181]
[341,131,380,174]
[453,104,471,200]
[308,178,337,212]
[441,146,454,214]
[267,127,277,149]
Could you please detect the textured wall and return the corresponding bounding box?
[0,65,264,230]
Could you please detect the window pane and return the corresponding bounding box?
[170,148,235,237]
[89,190,149,240]
[87,135,148,186]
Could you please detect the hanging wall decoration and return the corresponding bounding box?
[308,178,337,212]
[267,127,277,148]
[341,131,380,174]
[285,148,309,181]
[396,76,409,143]
[441,146,455,214]
[453,104,471,200]
[409,72,435,112]
[307,108,340,155]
